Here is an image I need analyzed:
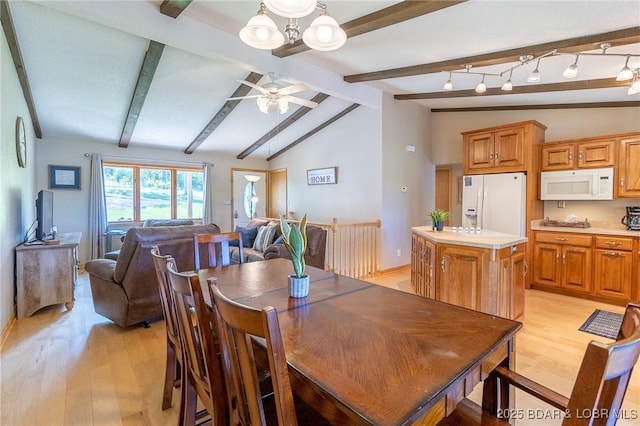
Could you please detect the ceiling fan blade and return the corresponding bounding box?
[278,83,310,95]
[226,95,261,101]
[284,96,318,108]
[237,80,270,95]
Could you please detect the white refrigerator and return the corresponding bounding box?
[461,172,526,236]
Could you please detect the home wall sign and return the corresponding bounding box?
[307,167,337,185]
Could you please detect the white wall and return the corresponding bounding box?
[1,26,37,333]
[36,137,268,264]
[270,105,383,223]
[381,94,432,268]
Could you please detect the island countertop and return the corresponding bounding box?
[411,226,527,249]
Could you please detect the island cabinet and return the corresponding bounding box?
[411,227,527,320]
[462,120,546,175]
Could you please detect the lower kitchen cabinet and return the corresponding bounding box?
[532,231,638,305]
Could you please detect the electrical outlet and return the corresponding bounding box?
[557,200,566,208]
[396,249,401,257]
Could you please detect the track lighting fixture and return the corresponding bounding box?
[617,56,634,81]
[527,59,541,82]
[241,1,346,51]
[562,54,579,79]
[441,46,638,95]
[443,72,453,90]
[475,74,487,93]
[501,70,513,91]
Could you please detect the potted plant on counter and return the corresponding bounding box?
[429,209,449,231]
[279,213,309,298]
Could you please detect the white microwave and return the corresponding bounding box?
[540,168,614,200]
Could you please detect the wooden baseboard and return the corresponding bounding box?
[378,264,411,274]
[0,314,16,350]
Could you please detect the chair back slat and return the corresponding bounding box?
[209,280,297,426]
[194,232,244,269]
[150,246,180,342]
[166,260,227,425]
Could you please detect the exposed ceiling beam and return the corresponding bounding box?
[394,78,631,100]
[272,0,466,58]
[236,93,330,159]
[431,101,640,113]
[159,0,192,18]
[184,72,263,154]
[345,27,640,83]
[1,1,42,138]
[267,103,360,161]
[119,40,165,148]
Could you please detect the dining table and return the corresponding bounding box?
[197,258,522,425]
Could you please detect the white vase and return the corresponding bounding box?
[288,274,310,298]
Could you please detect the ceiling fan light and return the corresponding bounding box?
[264,0,317,18]
[303,15,346,51]
[277,97,289,114]
[240,13,284,49]
[501,79,513,91]
[256,96,271,113]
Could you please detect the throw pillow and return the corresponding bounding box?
[253,225,277,253]
[232,226,259,248]
[272,235,284,245]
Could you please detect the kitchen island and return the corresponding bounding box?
[411,226,527,320]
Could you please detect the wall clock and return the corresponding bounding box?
[15,116,26,168]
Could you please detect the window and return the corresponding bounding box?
[104,162,204,223]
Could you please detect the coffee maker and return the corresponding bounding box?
[621,206,640,230]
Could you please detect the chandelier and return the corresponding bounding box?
[240,1,346,51]
[442,43,640,95]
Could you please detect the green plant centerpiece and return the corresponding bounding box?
[279,213,310,297]
[429,209,449,231]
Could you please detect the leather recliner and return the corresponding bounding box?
[85,223,220,327]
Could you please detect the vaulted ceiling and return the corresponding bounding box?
[3,0,639,160]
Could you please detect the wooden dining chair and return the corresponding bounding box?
[150,246,185,418]
[208,280,329,426]
[438,302,640,426]
[166,259,228,426]
[194,231,244,269]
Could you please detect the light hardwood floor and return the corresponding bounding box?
[1,268,638,425]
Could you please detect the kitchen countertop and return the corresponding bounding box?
[412,226,527,249]
[530,220,640,237]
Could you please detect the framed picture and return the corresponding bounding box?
[307,167,337,185]
[49,165,81,189]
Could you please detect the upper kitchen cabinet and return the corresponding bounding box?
[618,134,640,198]
[540,136,617,171]
[462,121,546,175]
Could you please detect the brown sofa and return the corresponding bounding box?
[85,223,220,327]
[229,219,327,270]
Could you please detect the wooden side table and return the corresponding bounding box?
[15,232,81,319]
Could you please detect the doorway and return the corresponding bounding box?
[267,168,287,219]
[231,169,267,229]
[435,167,451,225]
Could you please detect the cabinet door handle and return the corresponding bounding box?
[578,151,583,162]
[621,178,625,187]
[555,237,568,241]
[556,253,560,263]
[605,251,621,256]
[494,152,499,161]
[605,241,622,246]
[523,261,528,276]
[441,257,446,272]
[489,153,494,160]
[562,253,566,264]
[568,152,573,161]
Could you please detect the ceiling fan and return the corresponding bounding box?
[227,73,318,114]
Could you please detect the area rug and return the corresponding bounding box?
[578,309,623,340]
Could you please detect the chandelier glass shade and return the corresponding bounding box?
[241,1,345,51]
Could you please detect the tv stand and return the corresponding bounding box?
[15,232,81,319]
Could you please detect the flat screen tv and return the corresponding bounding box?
[36,190,54,240]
